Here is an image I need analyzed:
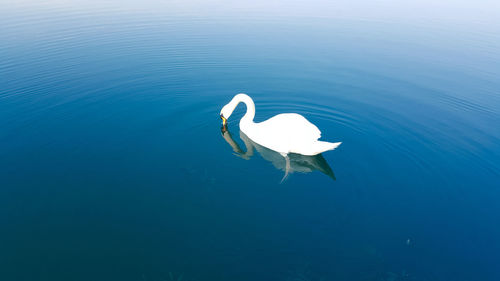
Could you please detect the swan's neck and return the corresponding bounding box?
[231,93,255,126]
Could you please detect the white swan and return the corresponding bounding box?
[220,93,341,156]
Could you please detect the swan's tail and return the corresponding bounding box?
[301,141,341,156]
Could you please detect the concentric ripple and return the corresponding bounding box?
[1,2,500,281]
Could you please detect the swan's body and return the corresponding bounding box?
[220,93,341,156]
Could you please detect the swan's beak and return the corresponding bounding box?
[220,114,227,126]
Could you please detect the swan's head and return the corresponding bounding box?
[220,104,233,126]
[220,93,253,125]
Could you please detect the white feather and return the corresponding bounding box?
[220,93,341,156]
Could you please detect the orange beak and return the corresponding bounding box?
[220,114,227,126]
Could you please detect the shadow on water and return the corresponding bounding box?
[221,125,336,181]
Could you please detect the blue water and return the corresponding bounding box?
[1,1,500,281]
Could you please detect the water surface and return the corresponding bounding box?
[1,1,500,281]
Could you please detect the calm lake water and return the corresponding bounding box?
[1,1,500,281]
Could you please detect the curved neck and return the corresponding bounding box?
[230,93,255,124]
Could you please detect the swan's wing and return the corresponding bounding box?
[246,113,326,154]
[249,113,340,155]
[259,113,321,141]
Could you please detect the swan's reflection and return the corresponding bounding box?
[221,126,336,181]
